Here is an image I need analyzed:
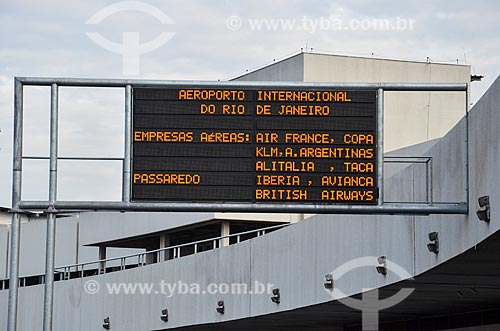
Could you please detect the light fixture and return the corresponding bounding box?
[103,317,110,330]
[216,300,224,314]
[160,308,168,322]
[477,196,490,222]
[471,75,484,82]
[376,256,387,276]
[271,288,280,304]
[324,274,334,289]
[427,232,439,254]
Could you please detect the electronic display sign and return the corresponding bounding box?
[132,85,378,204]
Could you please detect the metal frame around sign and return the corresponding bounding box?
[6,77,469,331]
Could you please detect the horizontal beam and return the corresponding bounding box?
[22,156,124,161]
[15,77,468,91]
[18,201,468,215]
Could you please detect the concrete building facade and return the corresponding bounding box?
[235,52,470,152]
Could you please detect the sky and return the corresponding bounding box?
[0,0,499,207]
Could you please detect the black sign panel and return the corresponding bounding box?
[132,86,378,204]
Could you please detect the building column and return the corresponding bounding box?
[159,233,171,261]
[221,221,230,247]
[98,246,106,274]
[146,246,156,264]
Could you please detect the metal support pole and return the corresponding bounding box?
[15,77,468,91]
[7,79,23,331]
[18,200,468,214]
[122,85,132,202]
[465,84,470,210]
[427,158,433,204]
[43,83,58,331]
[377,88,384,206]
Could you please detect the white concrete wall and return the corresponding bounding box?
[0,212,11,225]
[17,217,78,277]
[235,52,470,152]
[302,53,470,151]
[234,53,303,82]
